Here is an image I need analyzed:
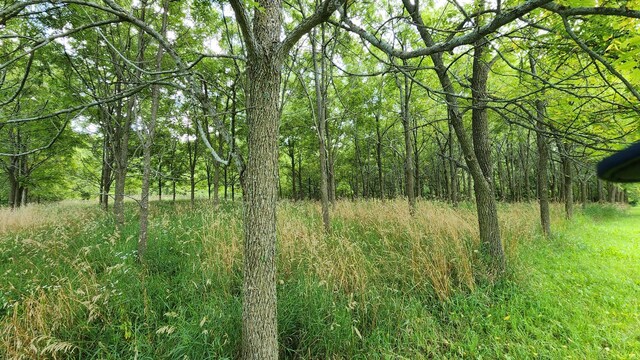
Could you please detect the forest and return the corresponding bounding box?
[1,0,640,358]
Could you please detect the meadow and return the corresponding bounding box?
[0,200,638,359]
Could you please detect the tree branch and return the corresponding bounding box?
[228,0,258,57]
[338,0,553,59]
[280,0,344,55]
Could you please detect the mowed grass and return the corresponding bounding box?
[0,199,637,359]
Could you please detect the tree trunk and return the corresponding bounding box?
[298,150,303,200]
[326,120,336,206]
[405,0,505,272]
[580,178,587,209]
[610,184,617,203]
[113,109,130,227]
[556,139,573,220]
[138,0,167,262]
[114,8,147,228]
[312,27,331,233]
[19,186,26,207]
[395,69,416,214]
[187,131,198,207]
[529,56,551,237]
[7,156,18,209]
[375,112,385,199]
[470,38,505,274]
[190,170,196,206]
[240,3,281,358]
[535,103,551,236]
[597,178,604,202]
[289,141,296,199]
[448,123,458,206]
[214,132,222,204]
[413,117,421,198]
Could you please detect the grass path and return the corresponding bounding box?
[438,206,640,359]
[508,206,640,358]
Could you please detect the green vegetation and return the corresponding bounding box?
[1,201,637,359]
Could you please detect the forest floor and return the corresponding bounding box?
[0,200,638,359]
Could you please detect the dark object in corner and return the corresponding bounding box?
[597,142,640,183]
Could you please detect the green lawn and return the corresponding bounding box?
[0,201,638,359]
[509,205,640,358]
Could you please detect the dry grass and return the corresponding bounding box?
[189,199,562,300]
[283,200,559,300]
[0,199,621,358]
[0,201,94,236]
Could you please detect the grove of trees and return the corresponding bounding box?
[1,0,639,358]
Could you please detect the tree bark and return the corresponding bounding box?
[597,178,604,202]
[529,56,551,237]
[288,141,296,199]
[375,112,385,199]
[448,123,458,206]
[555,138,573,220]
[239,3,281,358]
[311,27,331,233]
[470,37,505,273]
[401,5,505,276]
[138,0,167,262]
[395,68,416,214]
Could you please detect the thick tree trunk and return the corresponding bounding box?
[470,39,504,273]
[240,3,281,358]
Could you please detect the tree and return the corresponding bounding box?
[227,1,344,357]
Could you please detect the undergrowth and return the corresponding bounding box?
[0,200,637,359]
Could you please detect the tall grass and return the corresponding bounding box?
[0,199,577,358]
[0,201,94,235]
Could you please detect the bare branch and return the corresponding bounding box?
[338,0,553,59]
[543,2,640,18]
[280,0,344,55]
